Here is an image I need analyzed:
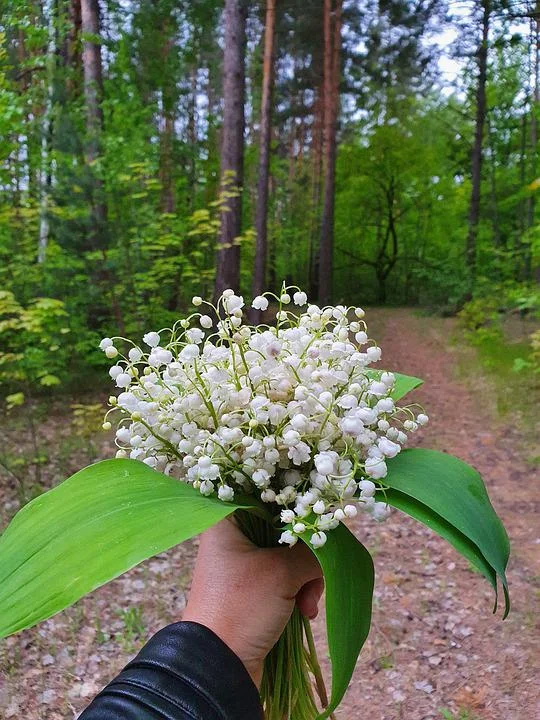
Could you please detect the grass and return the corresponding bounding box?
[117,606,146,651]
[453,325,539,453]
[439,709,482,720]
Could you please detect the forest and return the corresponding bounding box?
[0,0,538,402]
[0,3,539,719]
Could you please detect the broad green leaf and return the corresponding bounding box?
[366,369,424,401]
[383,489,498,602]
[304,524,374,720]
[384,449,510,617]
[0,458,259,639]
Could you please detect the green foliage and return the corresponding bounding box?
[0,0,537,396]
[458,283,540,404]
[384,449,510,616]
[513,329,540,375]
[71,403,104,437]
[0,291,71,402]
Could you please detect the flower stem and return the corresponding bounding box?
[236,511,322,719]
[302,614,335,719]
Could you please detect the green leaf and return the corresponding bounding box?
[304,524,374,719]
[39,373,60,387]
[0,458,257,639]
[366,369,423,401]
[383,489,497,597]
[384,449,510,617]
[391,372,424,400]
[6,391,25,409]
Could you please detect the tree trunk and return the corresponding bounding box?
[65,0,82,94]
[309,80,324,297]
[159,20,176,216]
[486,115,501,248]
[251,0,276,309]
[214,0,247,299]
[38,0,55,264]
[526,5,539,235]
[81,0,107,247]
[466,0,490,284]
[188,66,198,212]
[318,0,342,306]
[376,270,387,304]
[160,90,176,214]
[81,0,124,331]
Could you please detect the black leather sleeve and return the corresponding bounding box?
[78,621,264,720]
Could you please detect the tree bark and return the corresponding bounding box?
[81,0,124,330]
[81,0,107,246]
[466,0,490,284]
[251,0,276,308]
[318,0,342,306]
[38,0,55,264]
[486,115,501,248]
[188,66,198,212]
[159,11,176,216]
[309,80,324,297]
[64,0,82,95]
[214,0,247,299]
[526,5,539,234]
[160,105,176,214]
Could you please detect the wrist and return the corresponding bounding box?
[183,608,264,686]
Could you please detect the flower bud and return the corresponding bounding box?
[310,531,327,548]
[280,509,295,524]
[358,479,376,497]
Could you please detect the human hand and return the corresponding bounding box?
[182,518,324,686]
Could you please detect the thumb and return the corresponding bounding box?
[284,540,323,593]
[296,577,325,619]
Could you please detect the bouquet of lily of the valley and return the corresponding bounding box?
[0,287,510,720]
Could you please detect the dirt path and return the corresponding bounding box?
[321,309,539,720]
[0,310,538,720]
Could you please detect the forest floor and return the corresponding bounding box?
[0,309,539,720]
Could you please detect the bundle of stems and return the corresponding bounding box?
[236,510,331,720]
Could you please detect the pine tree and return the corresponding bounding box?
[81,0,106,248]
[252,0,277,307]
[214,0,247,298]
